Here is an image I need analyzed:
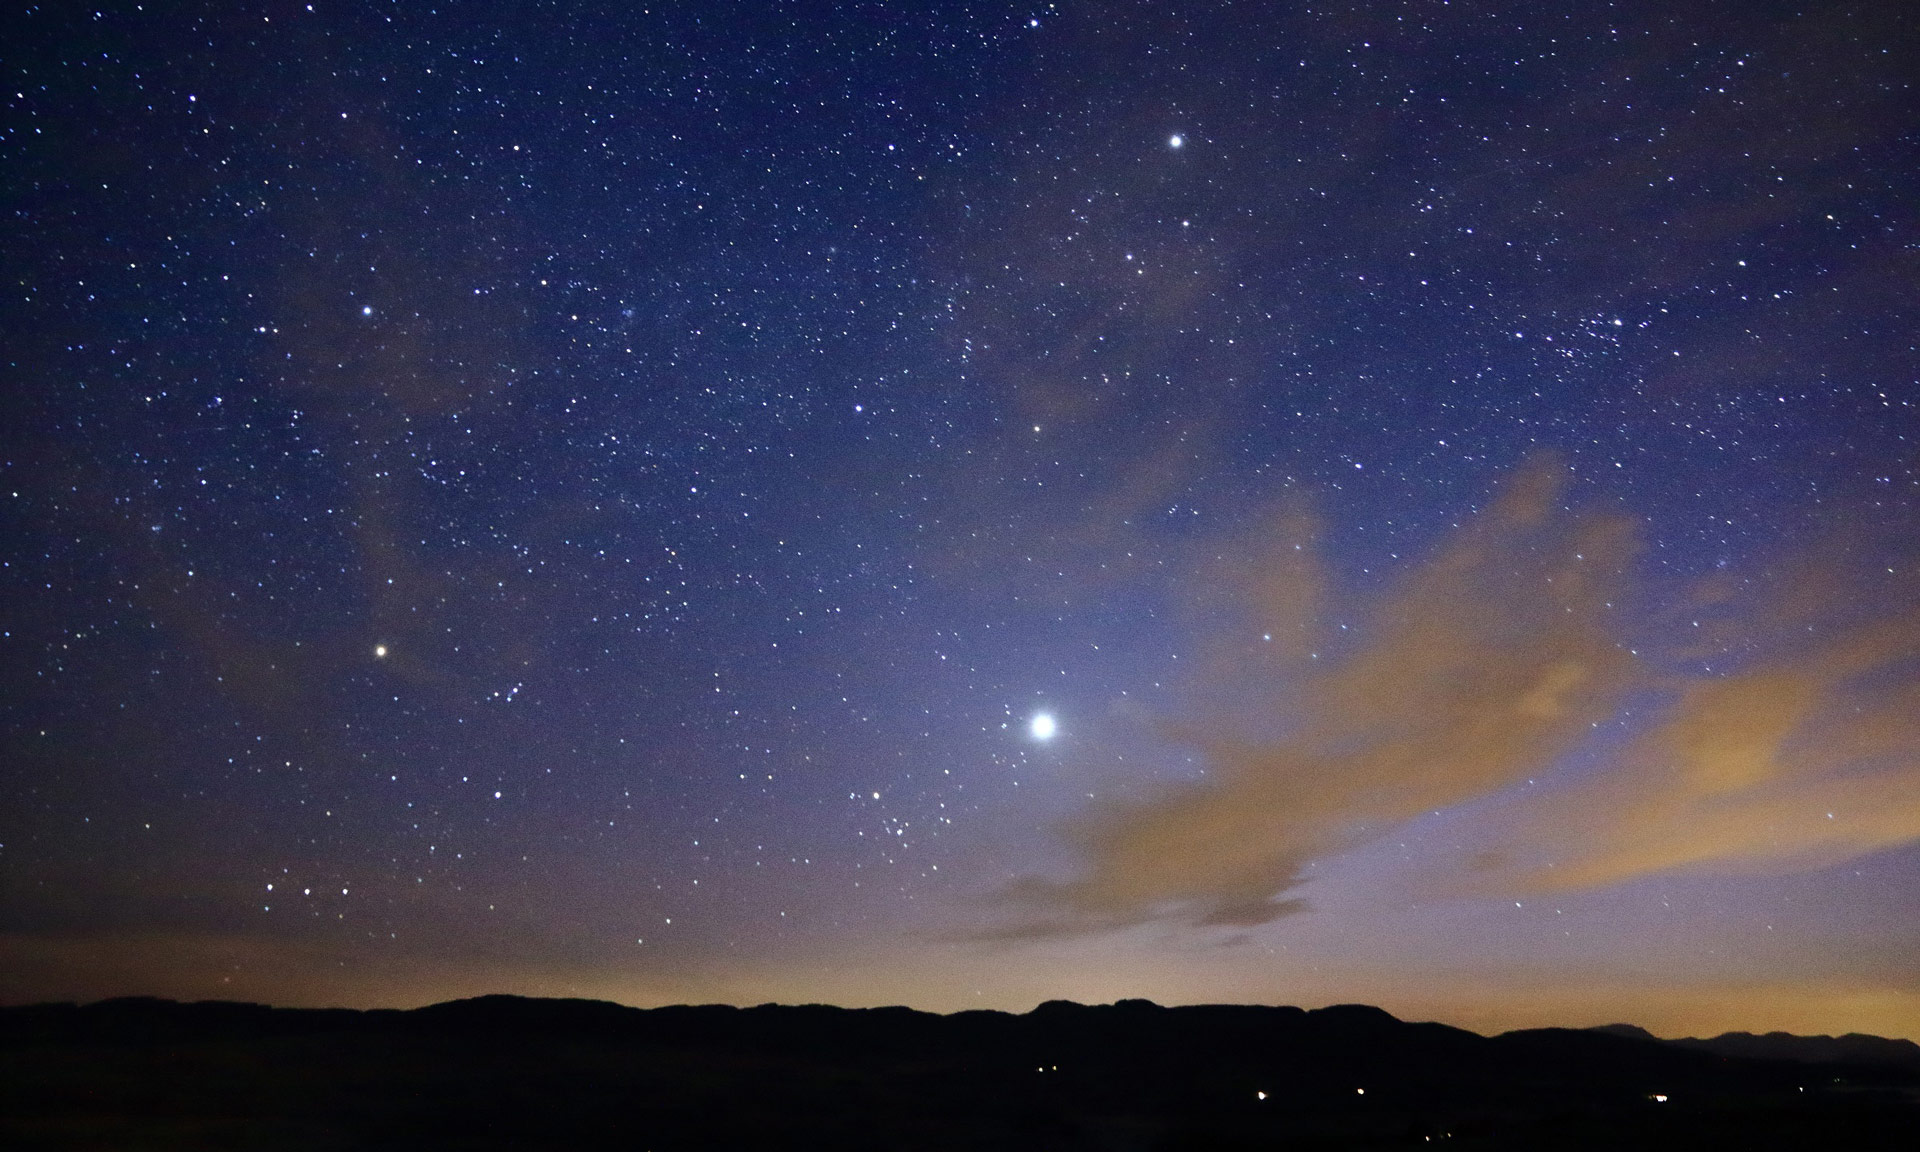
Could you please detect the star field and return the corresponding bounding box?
[2,0,1917,1036]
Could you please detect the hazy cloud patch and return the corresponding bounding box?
[1491,573,1920,892]
[987,461,1920,938]
[993,460,1639,934]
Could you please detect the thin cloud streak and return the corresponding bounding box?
[1493,591,1920,893]
[988,461,1920,938]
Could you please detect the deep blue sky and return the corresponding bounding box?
[4,0,1916,1036]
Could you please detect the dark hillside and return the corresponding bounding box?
[4,996,1915,1150]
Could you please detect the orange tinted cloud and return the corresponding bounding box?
[1494,597,1920,892]
[992,461,1920,935]
[996,460,1642,932]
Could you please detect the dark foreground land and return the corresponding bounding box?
[4,996,1917,1150]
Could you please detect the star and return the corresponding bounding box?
[1030,713,1057,740]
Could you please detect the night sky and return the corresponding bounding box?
[4,0,1917,1040]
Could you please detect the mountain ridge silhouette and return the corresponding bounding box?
[4,995,1915,1149]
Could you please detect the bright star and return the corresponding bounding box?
[1030,713,1057,740]
[1168,134,1183,148]
[374,644,388,658]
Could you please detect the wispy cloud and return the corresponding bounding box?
[989,460,1920,937]
[1491,577,1920,892]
